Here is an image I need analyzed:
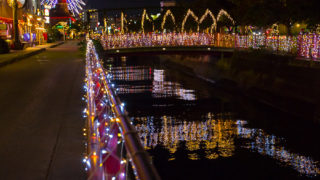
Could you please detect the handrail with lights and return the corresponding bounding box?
[84,40,160,180]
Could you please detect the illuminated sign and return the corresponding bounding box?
[44,9,49,16]
[45,17,50,24]
[44,6,50,24]
[44,5,52,9]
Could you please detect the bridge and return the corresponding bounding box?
[99,33,320,60]
[86,31,320,178]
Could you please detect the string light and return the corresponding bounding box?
[141,9,152,33]
[102,32,215,49]
[41,0,85,16]
[161,10,176,30]
[199,9,217,33]
[181,9,199,32]
[216,9,235,25]
[84,40,129,178]
[102,32,320,60]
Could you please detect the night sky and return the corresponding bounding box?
[85,0,161,9]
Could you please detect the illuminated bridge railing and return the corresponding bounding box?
[101,33,320,59]
[84,40,160,180]
[101,33,235,49]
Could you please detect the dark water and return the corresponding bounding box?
[104,55,320,180]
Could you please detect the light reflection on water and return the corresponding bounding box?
[106,57,319,178]
[109,66,196,100]
[134,113,320,177]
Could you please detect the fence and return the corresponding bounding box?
[84,40,160,180]
[101,33,320,59]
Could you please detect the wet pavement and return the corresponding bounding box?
[0,41,86,180]
[105,55,320,180]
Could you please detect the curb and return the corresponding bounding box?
[49,41,64,48]
[0,41,64,68]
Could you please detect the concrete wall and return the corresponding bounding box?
[160,51,320,123]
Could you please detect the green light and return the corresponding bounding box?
[56,25,64,29]
[151,13,161,20]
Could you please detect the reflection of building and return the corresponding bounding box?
[109,65,196,101]
[0,0,46,44]
[134,112,320,177]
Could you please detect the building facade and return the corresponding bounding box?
[0,0,46,44]
[84,9,99,31]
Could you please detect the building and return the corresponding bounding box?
[49,0,75,26]
[84,9,99,31]
[160,0,176,8]
[0,0,46,44]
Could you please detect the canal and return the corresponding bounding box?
[103,55,320,180]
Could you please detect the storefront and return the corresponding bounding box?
[0,17,13,41]
[0,0,46,46]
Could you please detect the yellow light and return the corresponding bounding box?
[296,24,300,28]
[28,15,33,19]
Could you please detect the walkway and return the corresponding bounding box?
[0,42,63,67]
[0,41,86,180]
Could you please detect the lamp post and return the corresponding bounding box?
[12,0,21,49]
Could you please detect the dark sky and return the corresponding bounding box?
[85,0,161,9]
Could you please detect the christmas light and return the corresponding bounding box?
[161,10,176,30]
[217,9,235,25]
[41,0,85,15]
[141,9,152,33]
[199,9,217,33]
[181,9,199,32]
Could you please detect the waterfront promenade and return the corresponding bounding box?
[0,41,86,180]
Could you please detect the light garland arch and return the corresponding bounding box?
[199,9,217,33]
[217,9,235,25]
[141,9,152,33]
[161,10,176,31]
[181,9,200,32]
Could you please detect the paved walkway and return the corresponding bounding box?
[0,42,64,67]
[0,41,86,180]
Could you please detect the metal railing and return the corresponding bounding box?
[84,40,160,180]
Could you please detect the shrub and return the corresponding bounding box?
[0,38,10,54]
[92,39,104,57]
[78,40,87,56]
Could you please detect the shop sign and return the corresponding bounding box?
[45,17,50,24]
